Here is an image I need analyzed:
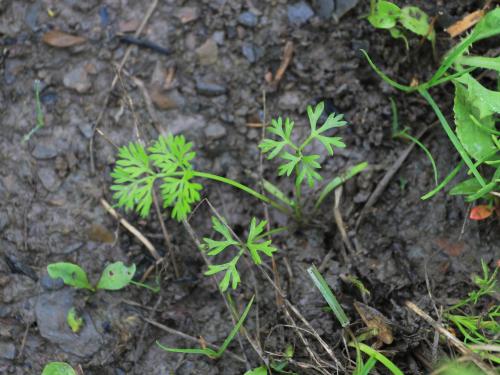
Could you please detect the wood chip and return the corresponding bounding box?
[445,10,485,38]
[42,30,86,48]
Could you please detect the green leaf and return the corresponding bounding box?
[159,171,203,221]
[203,216,238,256]
[456,73,500,117]
[389,27,409,49]
[454,83,498,162]
[297,155,322,188]
[307,102,324,131]
[149,134,196,172]
[277,152,301,176]
[307,265,350,327]
[399,6,434,40]
[205,260,240,292]
[246,217,277,265]
[368,0,401,29]
[96,262,136,291]
[449,178,482,196]
[245,366,268,375]
[42,362,77,375]
[457,55,500,73]
[111,142,155,218]
[47,263,93,290]
[66,307,84,333]
[259,117,296,160]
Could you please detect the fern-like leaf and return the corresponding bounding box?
[246,218,276,265]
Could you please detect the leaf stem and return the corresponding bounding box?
[188,171,292,215]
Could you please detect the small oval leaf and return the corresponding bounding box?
[469,205,493,220]
[66,307,84,333]
[97,262,136,291]
[47,263,93,290]
[42,362,76,375]
[42,30,86,48]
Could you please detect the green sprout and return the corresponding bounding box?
[111,103,367,222]
[47,261,136,292]
[203,216,276,292]
[42,362,76,375]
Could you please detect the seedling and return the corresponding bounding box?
[22,80,45,144]
[41,362,76,375]
[66,307,83,333]
[368,0,435,50]
[363,8,500,204]
[157,295,254,359]
[111,102,367,222]
[47,261,136,292]
[203,216,276,292]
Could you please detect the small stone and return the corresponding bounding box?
[242,42,261,63]
[238,11,258,27]
[35,290,102,357]
[204,123,226,139]
[40,274,64,291]
[334,0,359,19]
[175,7,199,23]
[196,39,218,66]
[195,80,227,97]
[31,144,58,159]
[278,91,302,110]
[37,167,61,192]
[312,0,334,20]
[0,341,16,360]
[287,1,314,25]
[63,66,91,93]
[150,87,185,110]
[212,31,225,45]
[77,122,93,138]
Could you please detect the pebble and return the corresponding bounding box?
[40,274,64,291]
[287,1,314,26]
[204,123,226,139]
[35,290,102,357]
[195,80,227,97]
[31,144,58,159]
[77,122,93,138]
[0,212,9,232]
[312,0,334,20]
[37,167,61,192]
[63,66,91,93]
[0,341,16,360]
[196,39,218,66]
[334,0,359,19]
[238,11,258,27]
[278,91,302,110]
[241,42,261,63]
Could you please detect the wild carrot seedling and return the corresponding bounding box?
[111,102,367,222]
[203,216,276,292]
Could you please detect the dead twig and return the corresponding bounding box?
[100,198,161,261]
[405,301,497,375]
[356,125,431,230]
[89,0,159,174]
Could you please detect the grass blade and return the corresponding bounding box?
[421,162,463,200]
[307,265,349,327]
[351,342,404,375]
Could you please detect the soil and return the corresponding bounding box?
[0,0,498,374]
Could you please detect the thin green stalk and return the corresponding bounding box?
[421,162,463,200]
[397,132,438,186]
[350,342,404,375]
[22,80,45,144]
[189,171,292,215]
[418,88,486,186]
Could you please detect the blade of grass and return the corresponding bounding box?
[421,162,463,200]
[307,265,350,327]
[397,132,439,186]
[350,342,404,375]
[418,88,486,186]
[361,50,413,92]
[156,295,255,358]
[314,162,369,210]
[22,80,45,144]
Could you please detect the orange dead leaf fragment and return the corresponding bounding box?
[469,205,493,220]
[42,30,86,48]
[435,238,465,257]
[445,10,484,38]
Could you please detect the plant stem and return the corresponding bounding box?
[190,171,292,215]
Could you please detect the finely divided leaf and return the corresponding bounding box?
[160,171,202,221]
[205,260,240,291]
[111,142,156,217]
[297,155,322,187]
[246,218,276,265]
[203,216,238,256]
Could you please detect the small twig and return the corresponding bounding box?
[356,125,431,229]
[134,296,163,361]
[142,317,247,364]
[152,190,179,278]
[100,198,161,261]
[118,34,171,55]
[405,301,496,375]
[17,322,30,359]
[332,187,355,255]
[89,0,159,174]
